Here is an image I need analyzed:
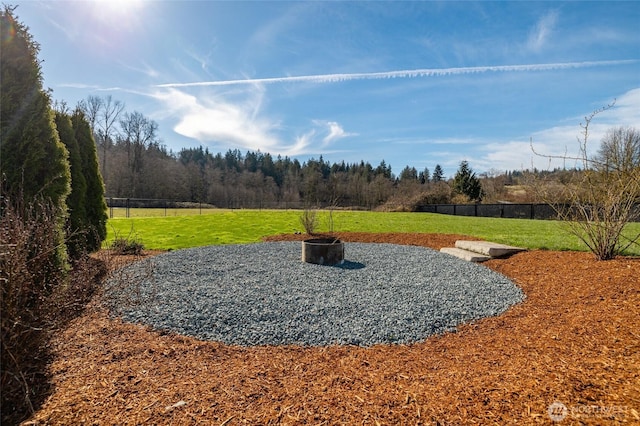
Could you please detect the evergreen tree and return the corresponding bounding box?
[432,164,444,182]
[399,166,418,181]
[375,160,392,179]
[72,108,108,253]
[55,111,87,259]
[1,10,71,422]
[453,160,483,202]
[1,7,70,207]
[1,6,70,272]
[419,167,430,184]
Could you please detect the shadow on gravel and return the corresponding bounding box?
[333,260,366,270]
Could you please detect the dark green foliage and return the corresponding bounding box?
[1,6,69,271]
[399,166,418,181]
[375,160,393,179]
[419,167,430,184]
[432,164,444,182]
[0,9,108,424]
[1,7,70,208]
[453,160,483,202]
[1,10,72,419]
[72,109,108,253]
[55,111,87,259]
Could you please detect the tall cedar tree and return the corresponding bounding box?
[453,160,483,202]
[0,6,70,270]
[55,111,87,259]
[1,8,70,423]
[72,108,108,252]
[1,8,70,207]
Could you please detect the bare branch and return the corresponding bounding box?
[529,100,639,260]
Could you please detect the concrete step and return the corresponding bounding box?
[454,240,526,258]
[440,247,492,262]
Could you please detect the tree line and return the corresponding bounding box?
[79,95,488,209]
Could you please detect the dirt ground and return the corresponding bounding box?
[24,233,639,425]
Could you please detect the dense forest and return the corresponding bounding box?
[81,95,531,209]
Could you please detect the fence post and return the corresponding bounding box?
[126,198,130,218]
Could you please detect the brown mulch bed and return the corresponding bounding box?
[24,233,639,425]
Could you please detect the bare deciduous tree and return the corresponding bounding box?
[595,126,640,174]
[119,111,158,197]
[97,95,125,181]
[77,95,102,134]
[532,102,640,260]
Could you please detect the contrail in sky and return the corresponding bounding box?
[156,60,637,88]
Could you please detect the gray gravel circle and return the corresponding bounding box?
[106,242,524,347]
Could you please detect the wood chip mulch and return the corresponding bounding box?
[24,233,639,425]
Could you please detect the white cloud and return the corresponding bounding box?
[316,121,357,146]
[156,60,636,88]
[527,10,559,52]
[473,87,640,172]
[150,86,353,157]
[57,83,123,92]
[286,130,316,156]
[280,121,356,156]
[374,136,476,146]
[478,139,572,172]
[151,87,281,152]
[429,137,478,146]
[119,61,160,79]
[598,87,640,126]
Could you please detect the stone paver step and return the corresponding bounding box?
[440,247,492,262]
[455,240,526,258]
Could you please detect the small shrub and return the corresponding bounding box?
[299,209,319,235]
[109,226,144,255]
[110,237,144,255]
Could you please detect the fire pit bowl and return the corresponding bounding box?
[302,238,344,265]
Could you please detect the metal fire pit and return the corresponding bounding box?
[301,238,344,265]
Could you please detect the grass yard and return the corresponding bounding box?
[106,209,640,255]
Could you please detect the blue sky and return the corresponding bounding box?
[15,1,640,178]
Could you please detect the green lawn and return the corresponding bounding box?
[105,209,640,255]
